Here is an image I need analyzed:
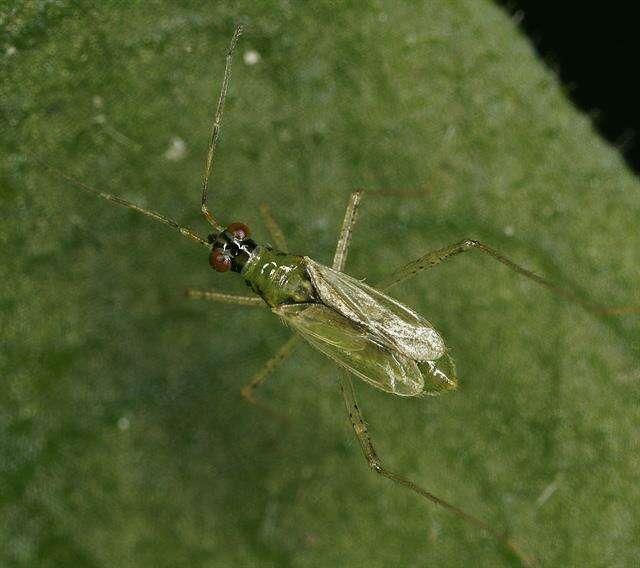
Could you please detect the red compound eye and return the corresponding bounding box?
[209,249,231,272]
[227,222,251,240]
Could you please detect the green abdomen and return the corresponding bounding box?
[242,246,316,308]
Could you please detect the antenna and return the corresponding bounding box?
[200,25,244,232]
[33,156,209,247]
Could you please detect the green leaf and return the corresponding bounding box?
[2,1,639,566]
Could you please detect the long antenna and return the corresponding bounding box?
[200,25,243,232]
[33,156,209,247]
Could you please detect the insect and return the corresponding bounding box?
[37,26,638,568]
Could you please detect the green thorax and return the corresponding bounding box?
[241,246,317,308]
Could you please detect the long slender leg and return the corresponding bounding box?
[185,288,265,306]
[333,190,364,271]
[200,26,243,232]
[377,239,639,316]
[339,373,539,567]
[259,203,288,251]
[241,336,300,419]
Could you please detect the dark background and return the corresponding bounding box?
[498,2,639,173]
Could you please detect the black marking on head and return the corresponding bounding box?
[209,227,257,273]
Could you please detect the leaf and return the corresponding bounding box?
[2,1,639,566]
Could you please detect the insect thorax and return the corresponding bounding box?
[242,246,317,308]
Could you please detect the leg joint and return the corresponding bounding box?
[462,238,480,249]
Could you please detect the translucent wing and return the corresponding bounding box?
[276,303,425,396]
[417,353,457,396]
[304,259,446,362]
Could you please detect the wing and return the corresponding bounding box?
[304,258,446,362]
[276,303,424,396]
[417,353,457,396]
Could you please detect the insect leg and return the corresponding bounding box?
[185,289,265,306]
[241,336,300,418]
[200,26,243,232]
[259,203,288,251]
[339,373,539,567]
[332,190,364,271]
[377,239,639,316]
